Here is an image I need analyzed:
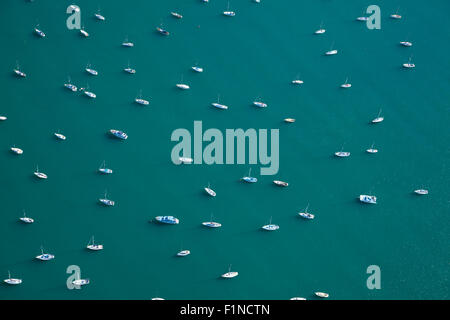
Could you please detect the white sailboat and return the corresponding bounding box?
[19,211,34,224]
[325,42,338,55]
[221,265,238,278]
[99,190,115,206]
[11,145,23,155]
[403,56,415,68]
[36,246,55,261]
[204,183,216,197]
[366,143,378,153]
[87,236,103,251]
[262,216,279,231]
[176,75,190,90]
[314,21,325,34]
[13,61,26,78]
[315,292,329,298]
[372,109,384,123]
[223,1,236,17]
[202,214,222,228]
[4,271,22,285]
[34,165,48,179]
[211,95,228,110]
[135,90,150,105]
[335,144,350,157]
[98,160,113,174]
[340,77,351,88]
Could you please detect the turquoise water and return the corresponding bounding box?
[0,0,449,300]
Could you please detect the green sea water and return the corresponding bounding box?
[0,0,449,300]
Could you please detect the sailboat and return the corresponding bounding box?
[284,118,296,123]
[98,161,113,174]
[171,12,183,19]
[4,271,22,285]
[122,36,134,47]
[204,183,216,197]
[87,236,103,250]
[156,25,170,36]
[0,115,6,121]
[253,99,267,108]
[372,109,384,123]
[325,42,338,55]
[177,248,191,257]
[192,65,203,73]
[223,2,236,17]
[366,143,378,153]
[221,265,238,278]
[340,77,351,88]
[85,64,98,75]
[124,61,136,74]
[72,279,90,286]
[80,26,89,37]
[273,180,288,187]
[315,292,329,298]
[290,297,307,300]
[314,21,326,34]
[242,168,257,183]
[34,25,46,38]
[64,76,77,91]
[211,95,228,110]
[359,195,377,204]
[19,210,34,224]
[202,214,222,228]
[135,90,150,105]
[335,144,350,157]
[298,204,315,220]
[178,156,193,164]
[99,190,115,206]
[176,75,190,90]
[262,216,279,231]
[94,8,106,21]
[403,56,415,68]
[13,61,26,78]
[414,189,428,195]
[54,130,66,140]
[36,246,55,261]
[34,165,48,179]
[81,84,96,98]
[292,73,304,85]
[390,8,402,19]
[400,41,412,47]
[11,145,24,155]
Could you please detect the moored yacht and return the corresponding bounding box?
[366,143,378,153]
[298,204,314,220]
[177,250,191,257]
[54,132,66,140]
[20,211,34,224]
[64,77,77,91]
[403,56,415,68]
[124,62,136,74]
[335,149,350,157]
[400,41,412,47]
[80,28,89,37]
[262,217,279,231]
[98,160,113,174]
[211,95,228,110]
[253,100,267,108]
[122,37,134,47]
[0,116,6,121]
[221,265,238,278]
[414,189,428,195]
[223,2,236,16]
[359,195,377,204]
[94,9,106,21]
[155,216,179,224]
[36,246,55,261]
[290,297,307,300]
[156,26,170,36]
[178,157,193,164]
[326,49,338,55]
[242,168,257,183]
[34,165,48,179]
[204,183,216,197]
[356,16,369,21]
[176,83,190,90]
[192,66,203,73]
[11,146,23,155]
[372,109,384,123]
[314,22,325,34]
[84,90,96,98]
[13,62,26,77]
[284,118,296,123]
[315,292,329,298]
[171,12,183,19]
[135,97,149,105]
[4,272,22,285]
[85,65,98,75]
[87,236,103,251]
[34,26,46,38]
[72,279,90,286]
[202,214,221,228]
[273,180,288,187]
[99,191,115,206]
[340,77,351,88]
[109,129,128,140]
